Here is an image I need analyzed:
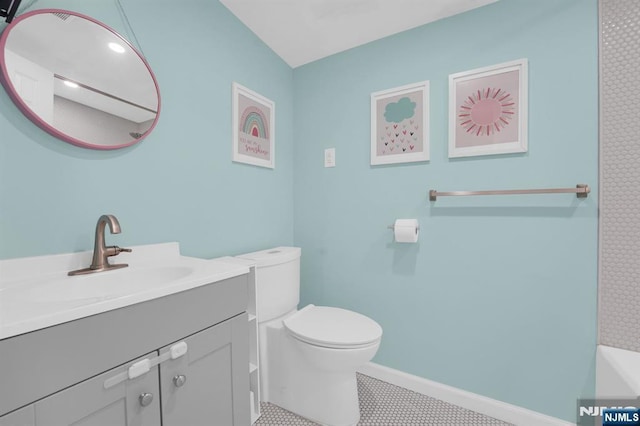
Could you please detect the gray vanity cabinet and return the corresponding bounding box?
[160,315,249,426]
[34,353,161,426]
[0,354,160,426]
[0,274,250,426]
[0,315,248,426]
[0,406,34,426]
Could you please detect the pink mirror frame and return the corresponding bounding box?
[0,9,161,150]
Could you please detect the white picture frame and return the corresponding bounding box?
[371,81,429,165]
[232,82,275,169]
[449,59,528,158]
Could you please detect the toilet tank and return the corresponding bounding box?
[236,247,301,322]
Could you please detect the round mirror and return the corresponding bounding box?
[0,9,160,149]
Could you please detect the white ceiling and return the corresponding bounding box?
[219,0,499,68]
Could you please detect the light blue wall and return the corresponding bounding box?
[1,0,599,422]
[0,0,294,259]
[293,0,598,422]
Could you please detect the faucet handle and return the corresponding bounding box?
[104,246,132,257]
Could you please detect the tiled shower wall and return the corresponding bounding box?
[599,0,640,352]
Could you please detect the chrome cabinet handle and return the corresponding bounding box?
[173,374,187,388]
[139,392,154,407]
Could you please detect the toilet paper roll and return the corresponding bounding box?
[394,219,419,243]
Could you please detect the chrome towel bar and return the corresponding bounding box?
[429,184,590,201]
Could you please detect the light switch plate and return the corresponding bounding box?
[324,148,335,167]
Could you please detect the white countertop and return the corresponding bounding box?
[0,243,249,340]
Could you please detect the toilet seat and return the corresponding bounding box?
[283,304,382,349]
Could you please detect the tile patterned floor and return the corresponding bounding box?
[255,373,513,425]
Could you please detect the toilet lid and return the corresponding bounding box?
[283,305,382,349]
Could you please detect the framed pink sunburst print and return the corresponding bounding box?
[448,59,527,158]
[232,82,275,168]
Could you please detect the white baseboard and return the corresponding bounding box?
[358,362,575,426]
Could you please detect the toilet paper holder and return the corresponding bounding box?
[387,224,420,231]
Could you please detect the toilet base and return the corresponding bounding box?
[262,319,372,426]
[274,368,360,426]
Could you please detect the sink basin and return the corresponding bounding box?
[19,266,194,303]
[0,242,251,340]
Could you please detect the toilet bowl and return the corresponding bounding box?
[265,305,381,425]
[285,305,382,370]
[237,247,383,426]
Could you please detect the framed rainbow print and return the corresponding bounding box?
[232,82,275,168]
[371,81,429,166]
[449,59,528,158]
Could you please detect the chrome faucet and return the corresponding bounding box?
[68,214,132,276]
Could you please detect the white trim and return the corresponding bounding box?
[358,362,575,426]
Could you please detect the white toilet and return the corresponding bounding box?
[237,247,382,426]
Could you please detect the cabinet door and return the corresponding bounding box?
[0,405,35,426]
[34,353,160,426]
[161,314,249,426]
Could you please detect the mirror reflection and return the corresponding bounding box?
[0,9,160,149]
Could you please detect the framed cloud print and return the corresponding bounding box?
[232,82,275,168]
[371,81,429,165]
[449,59,528,158]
